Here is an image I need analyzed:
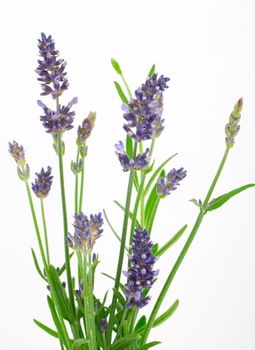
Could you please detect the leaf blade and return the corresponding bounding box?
[207,184,255,211]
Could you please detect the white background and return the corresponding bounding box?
[1,0,255,349]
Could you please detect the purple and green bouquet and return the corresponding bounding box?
[9,33,254,350]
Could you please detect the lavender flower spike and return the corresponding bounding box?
[123,73,170,141]
[68,212,104,251]
[225,98,243,148]
[36,33,69,99]
[77,112,96,146]
[124,226,158,309]
[8,141,26,167]
[157,167,187,197]
[32,166,53,198]
[115,141,150,172]
[38,97,78,134]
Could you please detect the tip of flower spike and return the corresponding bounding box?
[225,98,243,149]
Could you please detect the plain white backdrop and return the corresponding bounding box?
[1,0,255,349]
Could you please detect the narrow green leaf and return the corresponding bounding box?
[152,243,159,255]
[126,136,133,158]
[143,160,155,175]
[148,64,156,78]
[48,265,73,322]
[101,272,125,293]
[58,252,75,276]
[207,183,255,211]
[113,200,139,226]
[114,81,129,104]
[110,334,141,350]
[138,341,161,350]
[72,339,89,350]
[144,154,177,197]
[33,319,59,339]
[103,209,129,252]
[111,58,122,75]
[156,225,188,257]
[135,315,147,333]
[31,248,47,282]
[145,170,165,230]
[47,296,68,348]
[112,287,126,307]
[153,299,179,328]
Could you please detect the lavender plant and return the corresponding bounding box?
[9,33,254,350]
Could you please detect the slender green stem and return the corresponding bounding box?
[59,340,64,350]
[106,167,136,347]
[140,147,230,346]
[121,74,132,98]
[74,146,80,214]
[25,181,48,268]
[24,181,71,349]
[129,172,146,247]
[88,252,97,350]
[83,249,92,350]
[114,308,128,341]
[57,133,76,325]
[40,198,50,264]
[79,157,85,213]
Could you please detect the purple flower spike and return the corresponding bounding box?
[123,73,170,141]
[38,98,77,134]
[8,141,26,167]
[68,212,104,251]
[225,98,243,148]
[157,167,187,197]
[77,112,96,146]
[32,166,53,198]
[36,33,69,99]
[124,226,158,309]
[115,141,150,172]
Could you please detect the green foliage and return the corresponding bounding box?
[138,341,161,350]
[31,248,47,282]
[113,81,129,104]
[148,64,156,78]
[207,184,255,211]
[33,319,58,339]
[111,58,123,75]
[110,334,141,350]
[156,225,188,257]
[153,299,179,327]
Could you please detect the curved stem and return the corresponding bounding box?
[40,198,50,264]
[121,74,132,98]
[140,147,230,346]
[88,252,97,350]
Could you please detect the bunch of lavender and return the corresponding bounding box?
[9,34,254,350]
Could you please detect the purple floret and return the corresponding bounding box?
[38,97,77,134]
[123,73,170,141]
[32,166,53,198]
[36,33,69,99]
[157,167,187,197]
[124,226,158,309]
[115,141,150,172]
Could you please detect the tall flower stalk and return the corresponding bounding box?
[9,36,254,350]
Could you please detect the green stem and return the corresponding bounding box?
[83,249,92,350]
[57,133,76,326]
[140,147,230,346]
[74,146,80,214]
[147,197,160,235]
[24,181,71,349]
[79,157,85,213]
[40,198,50,264]
[106,166,136,347]
[129,172,146,247]
[25,181,48,268]
[88,252,97,350]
